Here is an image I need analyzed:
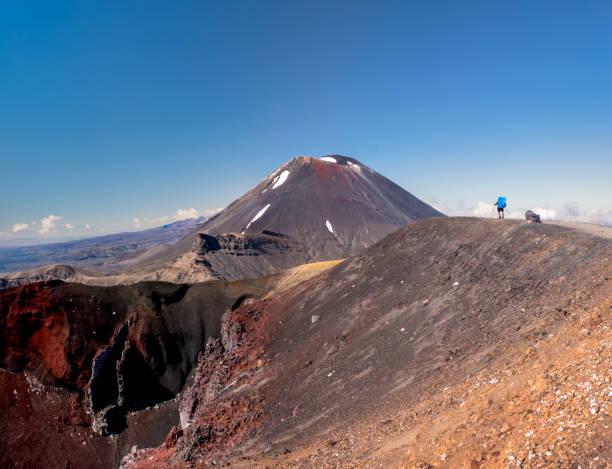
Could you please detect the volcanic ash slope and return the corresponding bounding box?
[133,217,611,468]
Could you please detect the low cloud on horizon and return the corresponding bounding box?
[174,208,200,220]
[2,206,221,243]
[134,207,223,228]
[39,214,62,234]
[427,197,612,226]
[12,223,28,232]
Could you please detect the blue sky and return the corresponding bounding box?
[1,1,611,245]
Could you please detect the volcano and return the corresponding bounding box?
[199,155,443,256]
[132,155,444,282]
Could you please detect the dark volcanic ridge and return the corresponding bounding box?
[127,217,611,468]
[2,218,611,469]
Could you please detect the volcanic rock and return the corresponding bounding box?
[0,276,278,468]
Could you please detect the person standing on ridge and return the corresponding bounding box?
[494,196,506,219]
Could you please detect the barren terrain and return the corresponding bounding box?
[127,217,611,468]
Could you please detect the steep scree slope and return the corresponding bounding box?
[131,217,611,468]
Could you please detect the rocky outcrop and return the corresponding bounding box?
[171,301,271,463]
[0,264,79,290]
[190,231,306,280]
[194,231,293,257]
[0,277,275,468]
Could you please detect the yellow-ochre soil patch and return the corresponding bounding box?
[265,260,344,298]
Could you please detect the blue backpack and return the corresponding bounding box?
[497,196,507,209]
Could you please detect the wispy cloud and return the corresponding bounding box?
[144,215,169,224]
[174,208,200,220]
[137,207,214,227]
[532,207,557,219]
[131,207,211,231]
[40,214,62,234]
[464,200,611,225]
[12,223,29,232]
[65,223,75,231]
[425,196,452,215]
[472,202,495,218]
[203,207,223,216]
[555,202,612,226]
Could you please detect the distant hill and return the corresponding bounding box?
[0,217,206,273]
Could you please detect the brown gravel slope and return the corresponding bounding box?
[131,217,611,468]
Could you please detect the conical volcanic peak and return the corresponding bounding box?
[198,155,444,260]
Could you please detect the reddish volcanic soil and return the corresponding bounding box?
[0,370,115,469]
[127,217,611,468]
[0,278,278,468]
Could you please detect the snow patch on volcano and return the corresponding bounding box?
[273,170,289,189]
[246,204,271,230]
[326,220,334,233]
[320,157,337,164]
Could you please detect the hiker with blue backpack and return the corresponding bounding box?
[494,196,507,219]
